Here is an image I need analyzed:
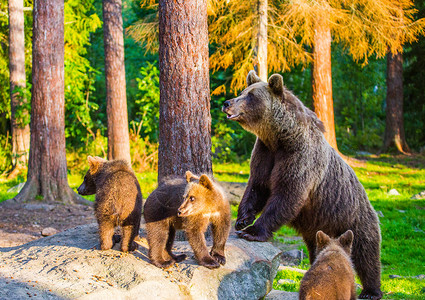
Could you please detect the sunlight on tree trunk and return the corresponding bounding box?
[103,0,131,163]
[13,0,89,205]
[256,0,267,82]
[312,16,338,151]
[382,51,410,154]
[8,0,29,173]
[157,0,212,182]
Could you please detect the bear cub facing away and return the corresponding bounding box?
[299,230,357,300]
[144,171,231,269]
[77,156,143,252]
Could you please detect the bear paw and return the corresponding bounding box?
[235,214,255,231]
[359,289,383,300]
[200,256,220,269]
[236,225,270,242]
[210,252,226,265]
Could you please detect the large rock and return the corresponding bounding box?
[0,223,281,300]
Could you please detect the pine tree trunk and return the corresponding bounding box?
[13,0,89,205]
[157,0,212,182]
[103,0,131,163]
[8,0,30,171]
[256,0,267,82]
[382,51,410,154]
[312,17,338,151]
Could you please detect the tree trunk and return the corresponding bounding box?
[8,0,30,171]
[157,0,212,182]
[382,51,410,154]
[13,0,89,205]
[256,0,267,82]
[312,17,338,151]
[103,0,131,163]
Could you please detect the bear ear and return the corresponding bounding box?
[268,74,284,95]
[338,230,354,249]
[185,171,199,183]
[247,70,261,86]
[199,174,214,190]
[87,156,104,175]
[316,230,330,248]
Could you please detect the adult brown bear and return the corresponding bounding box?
[222,71,382,299]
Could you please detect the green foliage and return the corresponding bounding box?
[64,0,101,147]
[133,61,160,142]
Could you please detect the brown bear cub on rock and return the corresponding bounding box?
[144,171,230,269]
[222,71,382,299]
[299,230,357,300]
[77,156,143,252]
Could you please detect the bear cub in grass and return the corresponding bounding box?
[299,230,357,300]
[143,171,230,269]
[222,71,382,299]
[77,156,143,252]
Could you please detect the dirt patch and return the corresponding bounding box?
[0,201,96,247]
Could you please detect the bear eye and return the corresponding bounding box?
[190,196,195,202]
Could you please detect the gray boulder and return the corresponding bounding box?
[0,223,281,300]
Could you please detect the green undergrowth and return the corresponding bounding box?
[0,155,424,298]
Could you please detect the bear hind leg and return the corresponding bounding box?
[166,225,186,263]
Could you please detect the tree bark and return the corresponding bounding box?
[13,0,89,205]
[157,0,212,182]
[256,0,267,82]
[382,51,410,154]
[103,0,131,163]
[312,17,338,151]
[8,0,30,171]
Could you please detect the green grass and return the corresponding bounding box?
[1,155,424,298]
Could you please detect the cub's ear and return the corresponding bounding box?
[316,230,330,248]
[199,174,214,190]
[338,230,354,249]
[185,171,199,183]
[268,74,284,95]
[87,156,104,175]
[247,70,261,86]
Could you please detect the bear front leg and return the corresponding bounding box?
[210,216,230,265]
[238,189,307,242]
[186,227,220,269]
[236,139,273,231]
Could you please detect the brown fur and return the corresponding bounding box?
[77,156,143,252]
[299,230,357,300]
[143,172,231,269]
[222,71,382,299]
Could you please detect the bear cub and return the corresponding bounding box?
[143,171,231,269]
[299,230,357,300]
[77,156,143,252]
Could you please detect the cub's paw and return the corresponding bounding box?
[235,214,255,231]
[200,256,220,269]
[359,289,383,300]
[210,252,226,265]
[152,259,175,269]
[236,225,270,242]
[172,254,187,263]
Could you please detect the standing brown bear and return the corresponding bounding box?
[299,230,357,300]
[222,71,382,299]
[144,171,231,269]
[77,156,143,252]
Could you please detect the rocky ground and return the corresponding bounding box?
[0,201,96,247]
